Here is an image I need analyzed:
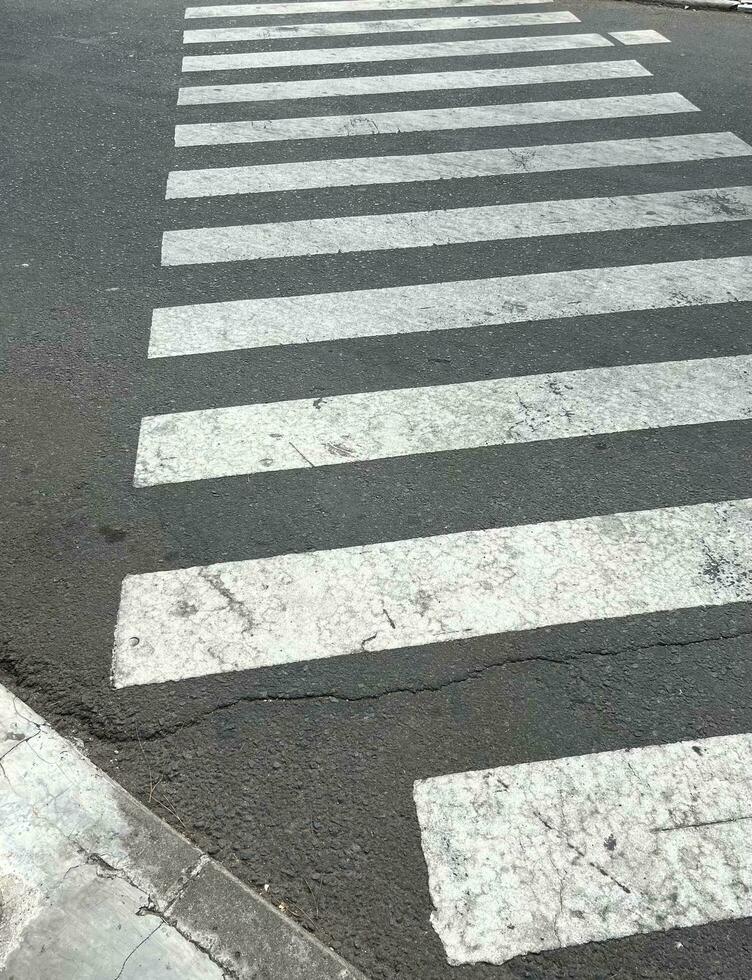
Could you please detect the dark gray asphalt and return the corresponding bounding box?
[2,0,752,976]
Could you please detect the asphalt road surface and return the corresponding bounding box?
[3,0,752,976]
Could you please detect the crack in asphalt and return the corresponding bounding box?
[99,626,752,745]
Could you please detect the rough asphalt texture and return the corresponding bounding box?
[2,0,752,977]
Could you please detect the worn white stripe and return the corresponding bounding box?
[611,29,670,44]
[134,355,752,486]
[182,32,612,71]
[112,498,752,686]
[166,132,751,198]
[183,11,579,42]
[414,734,752,965]
[175,90,698,147]
[149,254,752,356]
[161,185,752,265]
[186,0,556,18]
[174,92,697,147]
[177,58,651,104]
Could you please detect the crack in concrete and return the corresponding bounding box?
[0,729,41,784]
[137,899,241,980]
[66,848,236,979]
[112,921,164,980]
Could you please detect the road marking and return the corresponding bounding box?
[134,354,752,486]
[149,254,752,356]
[177,59,651,104]
[185,0,556,17]
[183,11,580,42]
[112,498,752,686]
[414,734,752,965]
[611,29,670,45]
[161,185,752,265]
[174,92,698,147]
[166,132,751,198]
[181,33,612,71]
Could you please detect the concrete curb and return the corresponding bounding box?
[0,683,368,980]
[610,0,752,12]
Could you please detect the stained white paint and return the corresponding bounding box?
[185,0,556,17]
[166,132,750,198]
[112,498,752,686]
[177,58,651,104]
[160,185,752,265]
[611,29,670,44]
[181,33,612,71]
[414,734,752,965]
[134,354,752,486]
[149,254,752,356]
[183,11,579,42]
[174,92,698,147]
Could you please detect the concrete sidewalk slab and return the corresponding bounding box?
[0,682,367,980]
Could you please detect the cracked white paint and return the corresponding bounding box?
[177,58,651,105]
[161,185,752,265]
[183,11,579,43]
[166,132,751,198]
[174,92,698,147]
[112,498,752,687]
[134,354,752,485]
[414,734,752,964]
[185,0,556,17]
[611,29,670,45]
[149,253,752,356]
[181,33,612,72]
[0,685,223,979]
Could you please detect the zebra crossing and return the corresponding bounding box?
[134,354,752,484]
[162,186,752,262]
[415,733,752,965]
[149,253,751,354]
[173,91,700,145]
[177,57,654,102]
[118,0,752,969]
[166,133,752,196]
[183,9,581,42]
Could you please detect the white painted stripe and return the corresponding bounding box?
[414,734,752,965]
[611,28,670,44]
[174,92,698,147]
[134,355,752,486]
[112,498,752,686]
[186,0,556,18]
[166,132,751,198]
[160,185,752,265]
[183,11,579,42]
[149,254,752,356]
[181,33,612,71]
[177,58,651,104]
